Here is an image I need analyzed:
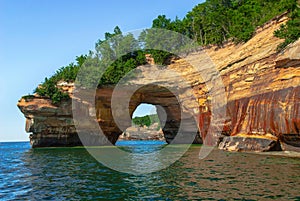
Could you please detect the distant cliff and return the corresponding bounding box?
[18,15,300,151]
[119,123,165,141]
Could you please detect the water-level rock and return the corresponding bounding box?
[18,15,300,150]
[219,135,282,152]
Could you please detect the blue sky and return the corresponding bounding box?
[133,104,156,118]
[0,0,202,142]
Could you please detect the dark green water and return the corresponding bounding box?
[1,141,300,200]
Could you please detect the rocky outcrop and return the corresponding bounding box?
[118,123,165,141]
[209,17,300,151]
[219,135,282,152]
[17,97,79,147]
[18,15,300,150]
[18,84,202,147]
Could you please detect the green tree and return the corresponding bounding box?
[275,4,300,50]
[34,0,300,105]
[132,114,160,127]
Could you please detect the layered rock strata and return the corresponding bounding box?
[18,15,300,151]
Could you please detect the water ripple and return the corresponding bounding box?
[0,141,300,200]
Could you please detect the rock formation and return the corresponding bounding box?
[18,15,300,151]
[118,123,165,141]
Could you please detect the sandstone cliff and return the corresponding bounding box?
[18,15,300,151]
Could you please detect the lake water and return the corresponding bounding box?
[1,141,300,200]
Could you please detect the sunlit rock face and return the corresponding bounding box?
[17,98,79,147]
[18,15,300,150]
[18,83,201,147]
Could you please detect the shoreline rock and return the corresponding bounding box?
[118,123,165,141]
[17,15,300,151]
[218,136,282,152]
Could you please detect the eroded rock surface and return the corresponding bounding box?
[18,98,79,147]
[219,135,282,152]
[118,123,165,141]
[18,15,300,150]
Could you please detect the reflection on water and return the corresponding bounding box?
[0,141,300,200]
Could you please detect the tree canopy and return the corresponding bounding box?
[151,0,299,45]
[32,0,300,104]
[132,114,161,129]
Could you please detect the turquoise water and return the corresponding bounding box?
[1,141,300,200]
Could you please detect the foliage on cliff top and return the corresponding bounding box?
[34,0,299,104]
[34,55,86,104]
[151,0,299,45]
[274,3,300,50]
[132,114,161,129]
[35,27,147,103]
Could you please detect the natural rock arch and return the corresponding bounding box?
[92,84,202,145]
[18,23,300,151]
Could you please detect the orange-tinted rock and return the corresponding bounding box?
[17,98,79,147]
[17,15,300,150]
[226,87,300,138]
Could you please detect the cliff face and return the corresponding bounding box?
[207,16,300,151]
[17,98,79,147]
[18,15,300,150]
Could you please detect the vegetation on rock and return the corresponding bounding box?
[150,0,298,44]
[33,0,299,104]
[34,55,86,104]
[95,26,147,85]
[274,3,300,50]
[132,114,161,130]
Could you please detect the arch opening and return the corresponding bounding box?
[117,103,166,142]
[119,84,202,144]
[94,85,202,145]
